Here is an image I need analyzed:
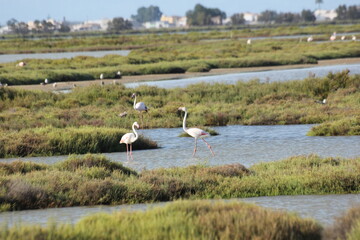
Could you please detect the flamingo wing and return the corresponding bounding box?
[135,102,148,112]
[120,133,136,144]
[186,128,209,139]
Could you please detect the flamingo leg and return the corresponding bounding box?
[202,139,215,156]
[130,144,133,160]
[126,144,129,160]
[193,138,198,157]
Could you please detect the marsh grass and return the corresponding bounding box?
[0,154,359,211]
[0,126,158,158]
[0,200,322,240]
[307,116,360,136]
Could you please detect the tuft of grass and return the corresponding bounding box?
[308,116,360,136]
[1,154,360,211]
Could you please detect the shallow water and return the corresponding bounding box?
[125,63,360,89]
[2,125,359,171]
[1,194,359,227]
[0,50,130,63]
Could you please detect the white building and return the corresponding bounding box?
[143,21,173,29]
[72,19,110,31]
[243,12,259,24]
[0,25,11,34]
[314,9,337,21]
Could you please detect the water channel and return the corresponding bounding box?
[1,194,359,227]
[0,50,130,63]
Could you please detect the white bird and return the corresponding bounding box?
[17,61,26,67]
[178,107,215,157]
[330,32,336,41]
[119,122,139,160]
[118,111,127,118]
[100,73,104,80]
[44,79,48,85]
[52,82,57,88]
[352,35,357,41]
[341,35,346,41]
[247,39,252,45]
[132,93,148,127]
[116,71,122,78]
[315,99,326,104]
[307,36,313,42]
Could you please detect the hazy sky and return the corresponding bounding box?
[0,0,358,25]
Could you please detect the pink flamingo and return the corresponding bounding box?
[132,93,148,127]
[119,122,139,160]
[178,107,215,157]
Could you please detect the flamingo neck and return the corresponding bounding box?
[132,123,139,141]
[133,96,137,109]
[182,110,188,132]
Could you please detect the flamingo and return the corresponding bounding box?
[307,36,313,42]
[132,93,148,126]
[119,122,139,160]
[44,78,48,85]
[247,39,251,45]
[100,73,104,80]
[330,32,336,41]
[341,35,346,41]
[352,35,357,41]
[178,107,215,157]
[315,99,326,104]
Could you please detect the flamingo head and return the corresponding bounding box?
[131,93,137,98]
[134,122,140,128]
[178,106,187,112]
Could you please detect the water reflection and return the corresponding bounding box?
[0,50,130,63]
[1,194,358,227]
[2,125,359,172]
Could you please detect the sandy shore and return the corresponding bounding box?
[9,57,360,92]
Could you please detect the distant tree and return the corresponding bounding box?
[107,17,133,31]
[7,18,29,34]
[335,5,347,20]
[186,4,226,26]
[231,13,245,25]
[59,22,71,32]
[258,10,278,23]
[131,5,162,23]
[316,0,323,10]
[41,20,55,33]
[301,9,316,22]
[275,12,300,24]
[347,5,360,20]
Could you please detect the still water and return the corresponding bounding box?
[2,125,359,171]
[126,63,360,89]
[0,50,130,63]
[1,194,359,227]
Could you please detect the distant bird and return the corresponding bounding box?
[100,73,104,80]
[132,93,148,127]
[307,36,313,42]
[352,35,357,41]
[118,111,127,118]
[119,122,139,160]
[247,39,252,45]
[330,32,336,41]
[116,71,122,78]
[52,82,57,88]
[315,99,327,104]
[178,107,215,157]
[17,61,26,67]
[44,79,48,85]
[341,35,346,41]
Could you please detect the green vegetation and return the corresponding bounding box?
[0,200,322,240]
[0,70,359,157]
[1,154,359,211]
[0,24,360,85]
[308,116,360,136]
[324,205,360,240]
[0,126,157,158]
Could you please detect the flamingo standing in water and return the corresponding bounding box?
[178,107,215,157]
[132,93,148,127]
[119,122,139,160]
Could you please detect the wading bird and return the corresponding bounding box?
[132,93,148,126]
[330,32,336,41]
[178,107,215,157]
[247,39,252,45]
[100,73,104,80]
[307,36,313,42]
[119,122,139,160]
[315,99,327,104]
[352,35,357,41]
